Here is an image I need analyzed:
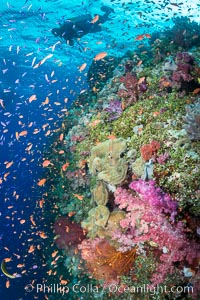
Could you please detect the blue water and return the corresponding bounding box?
[0,1,200,299]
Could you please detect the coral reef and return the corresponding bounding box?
[47,34,200,300]
[87,55,120,91]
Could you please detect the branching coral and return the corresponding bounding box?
[78,238,137,285]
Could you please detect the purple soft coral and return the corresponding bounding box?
[104,100,123,121]
[172,52,194,87]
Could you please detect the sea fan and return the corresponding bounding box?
[183,99,200,141]
[79,238,137,285]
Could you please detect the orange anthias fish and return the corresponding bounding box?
[37,178,47,186]
[135,33,151,41]
[41,97,50,105]
[51,250,58,258]
[73,194,84,201]
[138,77,146,85]
[30,215,36,226]
[42,160,51,167]
[192,87,200,95]
[4,258,12,263]
[79,63,87,72]
[20,219,26,224]
[62,162,69,172]
[68,211,76,217]
[38,231,48,239]
[58,150,65,154]
[15,131,28,141]
[59,133,64,141]
[5,161,14,169]
[28,245,35,253]
[90,15,99,24]
[39,199,45,208]
[135,34,145,41]
[6,280,10,288]
[94,52,107,61]
[137,60,143,66]
[29,94,37,103]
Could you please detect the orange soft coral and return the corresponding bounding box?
[140,140,160,161]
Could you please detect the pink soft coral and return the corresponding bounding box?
[112,185,200,286]
[129,179,177,221]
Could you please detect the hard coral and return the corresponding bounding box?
[54,216,85,249]
[183,99,200,141]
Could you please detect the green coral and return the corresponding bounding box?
[92,180,109,205]
[89,138,128,185]
[81,205,110,238]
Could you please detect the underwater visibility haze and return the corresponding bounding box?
[0,0,200,299]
